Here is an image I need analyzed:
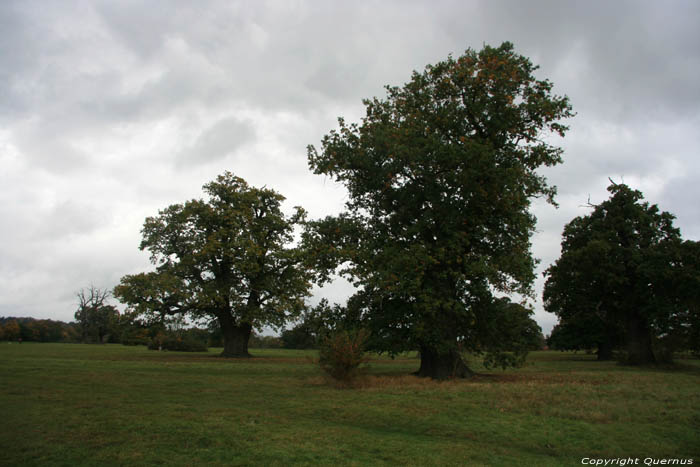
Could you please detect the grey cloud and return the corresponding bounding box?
[658,172,700,240]
[177,116,255,166]
[94,0,177,59]
[13,125,90,173]
[0,3,47,122]
[33,200,110,241]
[472,1,700,123]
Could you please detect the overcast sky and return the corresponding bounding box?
[2,0,699,334]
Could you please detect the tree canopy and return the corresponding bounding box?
[544,182,698,364]
[74,285,120,344]
[306,42,573,379]
[114,172,312,357]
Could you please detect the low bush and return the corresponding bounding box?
[121,337,149,346]
[318,328,370,384]
[148,332,208,352]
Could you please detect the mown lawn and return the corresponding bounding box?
[0,343,698,466]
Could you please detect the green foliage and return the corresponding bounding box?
[114,172,312,357]
[545,314,621,360]
[476,298,544,369]
[205,319,224,347]
[544,182,698,364]
[280,299,352,349]
[665,239,700,356]
[306,42,572,376]
[280,324,316,349]
[0,317,79,343]
[318,328,371,383]
[1,319,20,341]
[120,335,150,346]
[118,318,152,346]
[546,322,609,354]
[74,286,121,344]
[147,331,208,352]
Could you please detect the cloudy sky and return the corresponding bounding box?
[2,0,699,334]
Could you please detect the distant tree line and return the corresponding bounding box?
[0,317,80,343]
[0,311,286,351]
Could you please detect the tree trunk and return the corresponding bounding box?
[596,339,613,361]
[625,313,655,365]
[416,346,474,380]
[219,317,253,358]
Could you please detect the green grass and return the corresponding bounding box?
[1,344,698,466]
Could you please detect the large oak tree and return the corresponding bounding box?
[114,172,311,357]
[306,42,573,379]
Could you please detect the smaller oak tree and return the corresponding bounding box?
[114,172,311,357]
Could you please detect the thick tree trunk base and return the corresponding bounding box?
[624,350,656,366]
[596,341,613,361]
[415,347,474,380]
[219,322,253,358]
[625,315,656,365]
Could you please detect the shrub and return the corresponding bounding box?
[122,337,150,346]
[148,332,208,352]
[120,327,151,346]
[281,325,316,349]
[318,329,370,384]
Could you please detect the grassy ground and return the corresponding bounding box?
[0,343,698,466]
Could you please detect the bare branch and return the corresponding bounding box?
[579,194,598,209]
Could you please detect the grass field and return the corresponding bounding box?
[1,343,698,466]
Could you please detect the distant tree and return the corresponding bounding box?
[681,241,700,355]
[464,297,545,368]
[147,328,208,352]
[75,286,120,343]
[546,319,622,360]
[205,319,224,347]
[280,299,350,349]
[249,333,283,349]
[499,299,546,351]
[544,182,697,364]
[114,172,312,357]
[543,287,624,360]
[62,323,81,342]
[3,319,20,341]
[305,42,572,379]
[19,320,39,342]
[653,239,700,358]
[0,318,72,343]
[280,325,316,350]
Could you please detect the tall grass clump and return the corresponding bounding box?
[318,329,370,385]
